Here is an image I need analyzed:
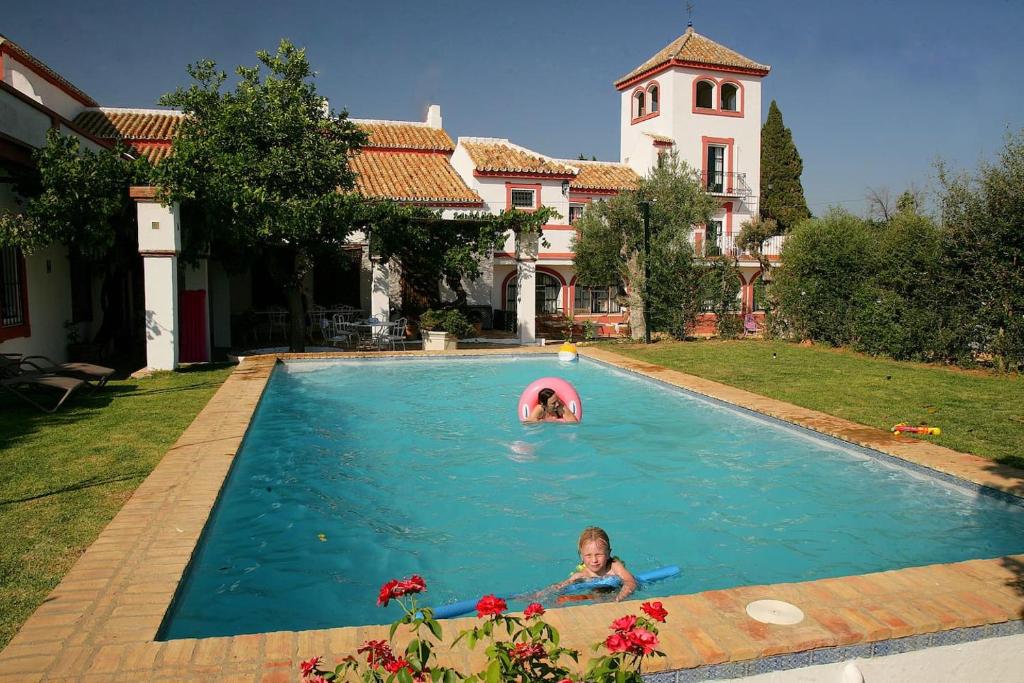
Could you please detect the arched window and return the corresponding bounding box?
[506,272,563,314]
[695,80,714,109]
[721,83,739,111]
[633,90,646,118]
[649,85,659,113]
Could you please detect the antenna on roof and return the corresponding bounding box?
[686,1,694,28]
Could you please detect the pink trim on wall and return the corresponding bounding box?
[691,76,745,117]
[723,201,734,238]
[701,136,735,192]
[630,79,662,125]
[505,182,542,212]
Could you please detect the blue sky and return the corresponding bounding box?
[6,0,1023,215]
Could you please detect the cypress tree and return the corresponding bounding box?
[760,100,810,231]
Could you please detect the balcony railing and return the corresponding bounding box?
[701,171,752,198]
[691,234,786,260]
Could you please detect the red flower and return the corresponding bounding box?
[511,642,546,661]
[384,656,412,674]
[358,639,396,668]
[523,602,545,619]
[475,594,507,618]
[605,632,630,653]
[641,600,668,622]
[627,627,659,655]
[299,656,321,676]
[609,615,637,632]
[377,575,427,606]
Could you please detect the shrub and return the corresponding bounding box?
[771,210,875,344]
[419,309,474,339]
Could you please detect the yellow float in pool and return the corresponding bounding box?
[558,342,578,362]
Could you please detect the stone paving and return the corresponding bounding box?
[1,346,1021,682]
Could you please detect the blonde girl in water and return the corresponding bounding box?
[551,527,637,602]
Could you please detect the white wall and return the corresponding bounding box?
[4,54,89,121]
[620,65,763,215]
[0,243,73,362]
[0,87,53,149]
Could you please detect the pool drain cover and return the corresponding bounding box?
[745,599,804,625]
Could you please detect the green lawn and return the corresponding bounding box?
[609,340,1024,468]
[0,365,233,650]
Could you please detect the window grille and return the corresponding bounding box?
[573,285,622,314]
[510,189,535,209]
[1,247,26,327]
[569,204,585,224]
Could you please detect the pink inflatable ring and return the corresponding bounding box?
[518,377,583,422]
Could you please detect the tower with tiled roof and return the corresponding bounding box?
[616,24,769,263]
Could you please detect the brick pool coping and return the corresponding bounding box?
[0,347,1020,682]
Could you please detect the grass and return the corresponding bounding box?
[0,365,233,650]
[608,339,1024,469]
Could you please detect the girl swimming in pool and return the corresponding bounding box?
[552,527,637,602]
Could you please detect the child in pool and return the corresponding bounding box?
[526,387,579,423]
[551,527,637,602]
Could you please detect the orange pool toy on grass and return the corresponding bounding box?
[892,423,941,436]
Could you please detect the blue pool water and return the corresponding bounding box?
[161,356,1024,639]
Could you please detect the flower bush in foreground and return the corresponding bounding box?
[300,576,668,682]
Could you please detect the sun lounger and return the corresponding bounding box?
[0,369,85,413]
[16,354,114,388]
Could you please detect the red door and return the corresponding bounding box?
[180,289,209,363]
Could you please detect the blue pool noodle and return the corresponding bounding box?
[429,565,680,620]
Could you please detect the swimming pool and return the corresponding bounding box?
[160,356,1024,639]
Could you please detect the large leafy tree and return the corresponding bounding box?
[572,154,718,340]
[760,100,810,231]
[0,130,151,347]
[935,130,1024,370]
[156,40,368,351]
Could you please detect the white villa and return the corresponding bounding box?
[1,26,779,369]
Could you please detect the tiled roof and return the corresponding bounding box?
[461,138,577,176]
[615,27,770,88]
[0,35,98,107]
[351,149,482,205]
[131,143,173,164]
[72,108,182,140]
[644,132,675,144]
[352,120,454,151]
[563,160,641,192]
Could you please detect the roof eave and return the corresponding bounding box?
[614,59,771,91]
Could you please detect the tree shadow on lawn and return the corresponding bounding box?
[0,471,149,506]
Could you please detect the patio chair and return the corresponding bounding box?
[327,314,359,349]
[266,307,289,343]
[378,318,408,351]
[742,313,761,337]
[15,354,114,389]
[0,361,86,413]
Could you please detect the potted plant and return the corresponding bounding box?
[419,308,473,351]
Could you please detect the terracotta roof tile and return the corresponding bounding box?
[353,120,454,151]
[351,150,482,205]
[644,132,675,144]
[72,108,182,141]
[615,27,770,88]
[129,142,173,164]
[0,35,98,107]
[461,139,577,176]
[563,160,641,192]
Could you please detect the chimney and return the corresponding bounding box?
[425,104,442,129]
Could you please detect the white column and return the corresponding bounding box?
[370,258,390,321]
[517,258,537,344]
[131,187,181,371]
